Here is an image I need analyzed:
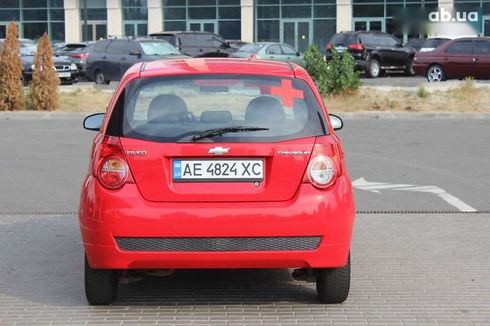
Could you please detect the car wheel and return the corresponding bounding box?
[94,70,110,85]
[427,64,445,82]
[367,59,381,78]
[316,253,350,304]
[84,255,118,305]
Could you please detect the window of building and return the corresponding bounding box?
[256,0,337,53]
[0,0,64,41]
[163,0,241,40]
[123,0,148,37]
[80,0,107,41]
[352,0,438,43]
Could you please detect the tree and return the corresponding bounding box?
[0,22,24,111]
[28,33,60,111]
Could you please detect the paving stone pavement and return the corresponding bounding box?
[0,213,489,326]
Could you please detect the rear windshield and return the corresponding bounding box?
[154,35,176,46]
[329,33,358,46]
[118,75,327,143]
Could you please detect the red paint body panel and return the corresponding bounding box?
[80,58,355,270]
[80,176,354,269]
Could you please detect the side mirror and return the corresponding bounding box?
[296,51,301,56]
[83,113,105,131]
[129,50,142,57]
[329,114,343,131]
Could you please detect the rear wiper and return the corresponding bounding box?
[192,126,269,141]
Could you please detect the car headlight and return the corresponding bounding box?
[70,63,77,70]
[30,64,36,70]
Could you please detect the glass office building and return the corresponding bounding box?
[0,0,488,47]
[0,0,65,42]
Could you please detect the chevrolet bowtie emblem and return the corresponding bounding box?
[208,147,229,155]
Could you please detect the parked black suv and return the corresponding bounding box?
[149,31,236,57]
[326,31,416,78]
[85,38,185,84]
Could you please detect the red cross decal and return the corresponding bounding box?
[270,79,304,107]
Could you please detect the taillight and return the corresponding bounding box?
[348,43,364,51]
[249,54,257,59]
[98,156,129,189]
[93,136,133,190]
[307,156,336,189]
[303,140,341,189]
[71,53,88,59]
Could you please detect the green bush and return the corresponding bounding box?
[323,48,361,96]
[417,87,428,98]
[304,45,360,96]
[303,44,328,83]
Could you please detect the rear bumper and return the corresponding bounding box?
[23,70,79,83]
[79,175,355,270]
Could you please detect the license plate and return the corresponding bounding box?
[336,46,346,52]
[173,159,264,182]
[57,72,70,78]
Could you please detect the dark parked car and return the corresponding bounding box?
[326,31,416,78]
[413,37,490,82]
[149,31,237,57]
[85,38,185,84]
[67,42,95,77]
[0,39,79,85]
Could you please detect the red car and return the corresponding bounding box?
[80,58,355,305]
[413,37,490,82]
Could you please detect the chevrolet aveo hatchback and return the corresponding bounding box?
[80,58,355,305]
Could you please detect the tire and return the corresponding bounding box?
[427,64,445,82]
[316,253,351,304]
[404,57,415,76]
[84,255,118,305]
[94,70,110,85]
[367,58,381,78]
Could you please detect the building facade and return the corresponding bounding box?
[1,0,489,51]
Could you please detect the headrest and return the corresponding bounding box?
[245,96,286,124]
[148,94,188,123]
